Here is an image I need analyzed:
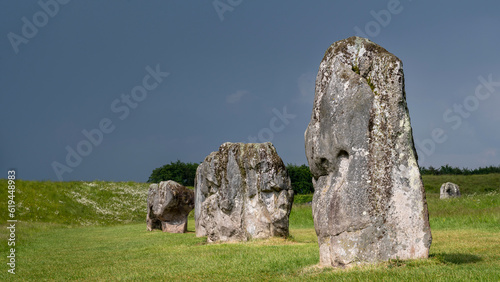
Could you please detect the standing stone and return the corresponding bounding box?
[440,182,461,199]
[305,36,432,267]
[147,180,194,233]
[195,142,294,242]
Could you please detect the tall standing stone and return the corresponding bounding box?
[195,142,294,242]
[305,36,431,267]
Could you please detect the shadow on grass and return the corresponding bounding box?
[432,253,482,264]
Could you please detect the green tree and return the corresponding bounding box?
[286,164,314,194]
[147,160,199,186]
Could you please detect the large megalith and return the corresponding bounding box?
[147,180,194,233]
[195,142,294,242]
[305,36,432,267]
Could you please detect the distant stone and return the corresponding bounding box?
[195,142,294,242]
[440,182,461,199]
[305,36,432,267]
[147,180,194,233]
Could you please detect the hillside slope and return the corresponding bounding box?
[0,180,148,225]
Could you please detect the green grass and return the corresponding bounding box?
[293,194,313,204]
[427,192,500,231]
[0,175,499,280]
[421,173,500,194]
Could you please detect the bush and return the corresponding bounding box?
[286,164,314,194]
[147,160,199,186]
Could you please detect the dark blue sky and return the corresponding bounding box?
[1,1,499,182]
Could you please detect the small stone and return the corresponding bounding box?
[195,142,294,242]
[440,182,461,199]
[147,180,194,233]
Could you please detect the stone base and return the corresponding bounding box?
[318,232,430,267]
[161,220,188,233]
[147,217,188,233]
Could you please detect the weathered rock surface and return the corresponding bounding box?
[440,182,461,199]
[195,142,294,242]
[147,180,194,233]
[305,36,432,267]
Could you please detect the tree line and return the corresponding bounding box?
[148,161,500,194]
[419,164,500,175]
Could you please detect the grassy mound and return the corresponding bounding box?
[0,180,149,226]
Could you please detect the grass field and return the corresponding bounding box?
[1,175,499,280]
